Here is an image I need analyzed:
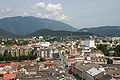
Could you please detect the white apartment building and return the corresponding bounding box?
[81,39,95,48]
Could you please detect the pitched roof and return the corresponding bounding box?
[43,62,59,67]
[3,74,16,80]
[86,67,104,76]
[10,44,19,48]
[24,62,32,65]
[11,62,19,66]
[0,63,11,67]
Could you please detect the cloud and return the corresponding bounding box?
[20,12,29,16]
[32,2,71,21]
[36,13,49,18]
[2,9,12,13]
[32,2,46,9]
[56,14,71,21]
[1,8,13,18]
[46,3,62,11]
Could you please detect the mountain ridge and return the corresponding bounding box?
[0,16,120,37]
[79,26,120,36]
[26,29,95,37]
[0,16,77,35]
[0,28,16,37]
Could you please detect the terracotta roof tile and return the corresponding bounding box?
[3,74,16,80]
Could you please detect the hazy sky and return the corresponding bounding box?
[0,0,120,29]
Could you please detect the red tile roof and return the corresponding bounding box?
[10,62,19,66]
[43,62,59,67]
[10,44,19,48]
[24,62,32,65]
[0,63,11,67]
[3,74,16,80]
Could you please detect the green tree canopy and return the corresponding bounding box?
[97,44,109,56]
[114,45,120,57]
[107,58,113,64]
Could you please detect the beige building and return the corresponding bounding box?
[8,45,33,57]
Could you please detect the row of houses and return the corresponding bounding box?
[0,43,64,59]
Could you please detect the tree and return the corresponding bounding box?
[107,58,113,64]
[28,54,37,60]
[3,50,9,57]
[40,58,46,62]
[0,54,4,61]
[0,74,3,77]
[114,45,120,57]
[5,54,13,61]
[17,55,28,61]
[65,50,70,54]
[97,44,109,56]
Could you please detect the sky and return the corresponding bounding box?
[0,0,120,29]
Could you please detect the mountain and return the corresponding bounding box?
[26,29,95,37]
[79,26,120,36]
[0,16,77,35]
[0,28,16,37]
